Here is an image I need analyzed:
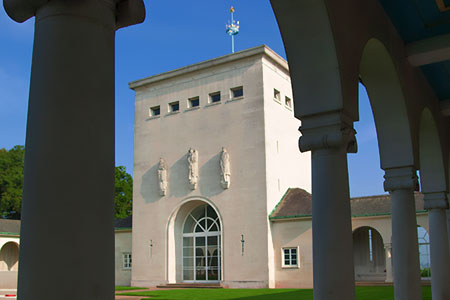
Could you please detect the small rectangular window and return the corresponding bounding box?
[231,86,244,99]
[209,92,221,103]
[285,96,292,108]
[282,247,298,268]
[188,97,200,108]
[274,89,281,102]
[150,106,160,117]
[169,101,180,113]
[123,253,132,269]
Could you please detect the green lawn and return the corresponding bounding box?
[115,286,148,291]
[120,286,431,300]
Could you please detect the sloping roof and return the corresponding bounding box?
[115,215,132,229]
[269,188,426,220]
[0,219,21,234]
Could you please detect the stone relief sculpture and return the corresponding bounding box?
[220,147,231,189]
[158,158,168,196]
[187,148,199,190]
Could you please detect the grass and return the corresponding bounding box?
[120,286,432,300]
[115,286,148,291]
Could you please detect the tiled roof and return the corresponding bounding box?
[115,215,132,229]
[0,219,20,234]
[269,188,425,220]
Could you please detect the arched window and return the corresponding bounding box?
[182,204,221,282]
[417,226,430,278]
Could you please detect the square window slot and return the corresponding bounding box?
[150,106,160,117]
[274,89,281,102]
[169,101,180,113]
[231,86,244,99]
[209,92,221,103]
[188,97,200,108]
[285,96,292,108]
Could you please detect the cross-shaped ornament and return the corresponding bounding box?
[241,234,245,256]
[150,240,153,257]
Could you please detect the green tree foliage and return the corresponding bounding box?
[0,145,133,219]
[0,145,25,219]
[114,165,133,219]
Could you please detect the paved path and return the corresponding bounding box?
[0,288,155,300]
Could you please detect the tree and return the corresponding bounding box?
[114,165,133,219]
[0,145,133,219]
[0,145,25,219]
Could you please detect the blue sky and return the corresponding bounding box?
[0,0,385,197]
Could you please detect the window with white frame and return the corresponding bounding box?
[123,253,132,269]
[282,247,298,268]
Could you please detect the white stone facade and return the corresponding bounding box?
[128,46,311,288]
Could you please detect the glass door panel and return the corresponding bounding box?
[182,204,220,282]
[183,268,194,280]
[208,268,219,281]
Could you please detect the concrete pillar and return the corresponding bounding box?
[384,167,422,300]
[299,112,356,300]
[3,1,144,299]
[446,207,450,253]
[423,192,450,300]
[384,243,393,283]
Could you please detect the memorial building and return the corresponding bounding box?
[114,46,430,289]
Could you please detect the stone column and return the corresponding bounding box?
[423,192,450,300]
[299,112,356,300]
[3,1,144,299]
[384,167,422,300]
[384,243,394,283]
[446,205,450,253]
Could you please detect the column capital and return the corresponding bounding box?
[3,0,48,23]
[299,111,357,153]
[116,0,146,30]
[384,242,392,249]
[383,166,419,192]
[4,0,145,30]
[423,192,449,210]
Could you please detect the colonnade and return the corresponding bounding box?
[3,0,450,300]
[270,0,450,299]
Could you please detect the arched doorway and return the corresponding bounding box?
[182,204,221,282]
[353,226,385,281]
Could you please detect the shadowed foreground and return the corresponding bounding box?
[119,287,432,300]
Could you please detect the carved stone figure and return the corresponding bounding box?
[158,158,168,196]
[220,147,231,189]
[187,148,199,190]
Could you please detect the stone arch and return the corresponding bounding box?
[166,197,223,283]
[0,242,19,271]
[270,0,357,119]
[418,108,447,193]
[359,38,415,169]
[352,226,385,281]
